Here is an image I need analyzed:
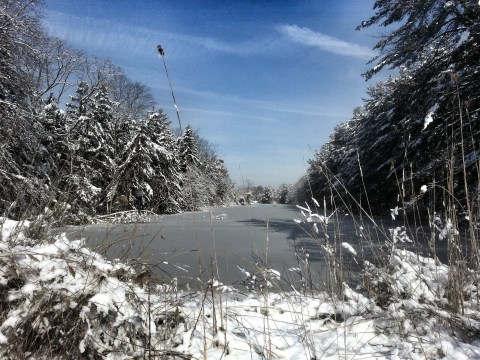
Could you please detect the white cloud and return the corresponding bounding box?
[277,24,373,59]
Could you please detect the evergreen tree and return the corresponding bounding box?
[146,112,183,213]
[90,86,115,172]
[358,0,480,210]
[303,0,480,214]
[179,125,200,171]
[41,93,69,180]
[260,186,274,204]
[107,111,183,214]
[109,119,154,212]
[66,81,91,120]
[0,0,235,220]
[61,82,102,218]
[276,184,293,204]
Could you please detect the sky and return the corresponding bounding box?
[42,0,380,188]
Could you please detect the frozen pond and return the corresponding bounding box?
[60,204,445,290]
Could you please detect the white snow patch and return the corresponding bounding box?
[0,218,30,242]
[423,104,439,130]
[342,242,357,256]
[390,206,400,220]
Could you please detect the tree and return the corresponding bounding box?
[107,111,183,214]
[302,0,480,214]
[358,0,480,208]
[176,129,235,210]
[194,134,234,206]
[61,82,116,217]
[21,35,85,103]
[179,125,200,171]
[89,84,115,209]
[276,184,293,204]
[144,112,183,213]
[0,0,235,220]
[0,0,48,217]
[358,0,480,82]
[108,74,155,121]
[41,93,69,178]
[260,186,274,204]
[108,119,154,212]
[0,0,43,108]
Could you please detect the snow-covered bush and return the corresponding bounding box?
[0,217,180,359]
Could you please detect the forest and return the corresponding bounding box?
[0,0,235,224]
[296,0,480,217]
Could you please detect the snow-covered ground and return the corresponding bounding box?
[1,217,480,359]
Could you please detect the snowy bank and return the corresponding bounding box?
[1,217,480,359]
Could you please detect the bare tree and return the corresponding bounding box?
[1,0,43,106]
[0,0,48,216]
[108,74,155,121]
[25,36,86,102]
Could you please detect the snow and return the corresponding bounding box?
[435,217,459,241]
[389,226,413,243]
[341,242,357,255]
[456,30,470,48]
[390,205,400,220]
[0,217,30,242]
[1,217,480,359]
[423,104,439,130]
[296,203,332,224]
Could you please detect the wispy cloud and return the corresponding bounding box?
[180,106,280,124]
[167,32,275,56]
[277,24,373,59]
[164,85,348,119]
[44,10,276,58]
[44,11,149,56]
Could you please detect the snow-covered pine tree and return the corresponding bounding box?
[89,84,116,211]
[204,159,234,206]
[65,81,92,179]
[108,118,154,212]
[66,81,90,121]
[107,111,183,214]
[145,111,183,213]
[276,184,293,204]
[260,186,274,204]
[61,82,102,220]
[304,0,480,213]
[357,0,480,211]
[41,94,69,180]
[179,125,200,172]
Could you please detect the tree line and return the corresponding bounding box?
[297,0,480,217]
[0,0,234,223]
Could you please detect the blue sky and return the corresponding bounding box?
[43,0,379,188]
